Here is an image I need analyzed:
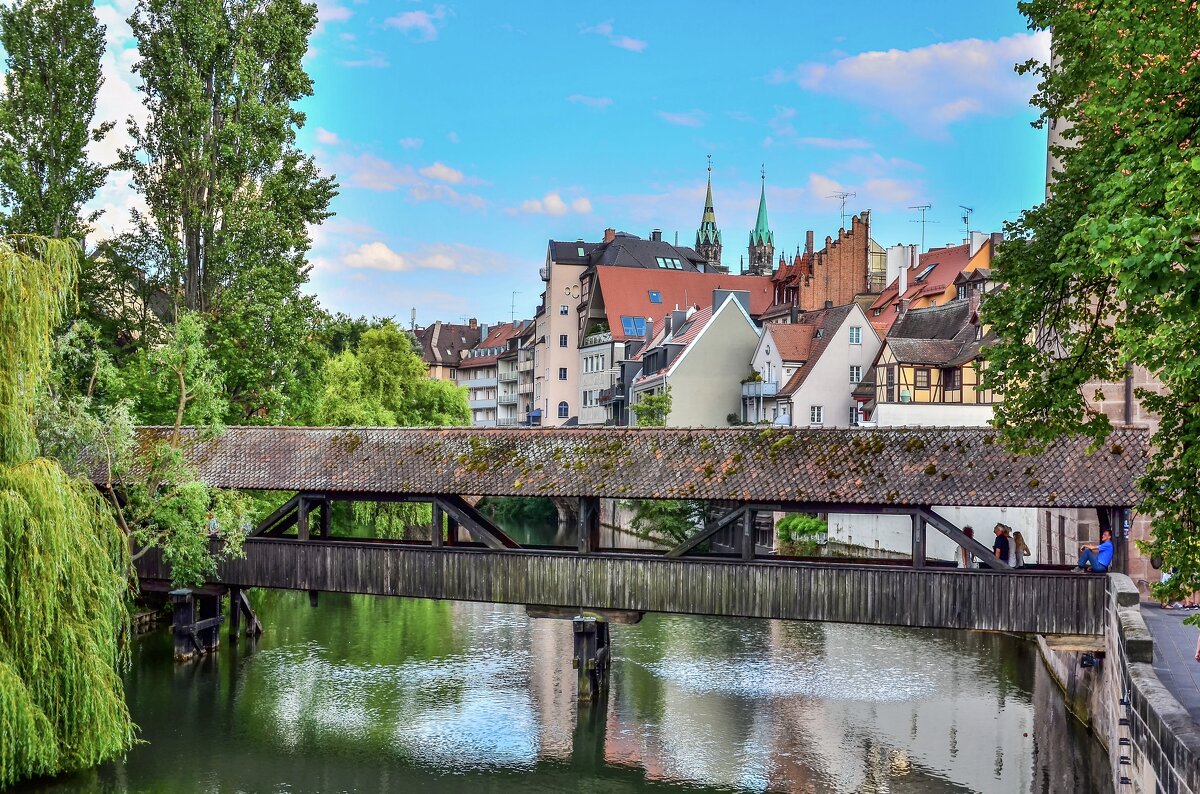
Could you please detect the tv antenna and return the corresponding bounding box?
[959,205,974,242]
[908,204,937,252]
[828,191,856,230]
[510,291,521,323]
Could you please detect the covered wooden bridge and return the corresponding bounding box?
[120,425,1146,646]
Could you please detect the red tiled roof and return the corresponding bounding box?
[777,305,854,396]
[459,321,528,370]
[869,244,972,332]
[118,425,1149,507]
[594,268,773,341]
[765,323,815,363]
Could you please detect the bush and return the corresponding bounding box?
[776,513,827,556]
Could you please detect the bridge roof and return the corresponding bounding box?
[126,426,1148,508]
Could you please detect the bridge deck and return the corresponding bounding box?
[136,538,1107,635]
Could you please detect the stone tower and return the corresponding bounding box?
[747,169,775,276]
[694,157,726,273]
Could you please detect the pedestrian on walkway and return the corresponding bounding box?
[1073,528,1114,573]
[959,526,975,569]
[1012,530,1030,568]
[992,524,1010,566]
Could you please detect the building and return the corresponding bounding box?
[496,321,536,426]
[414,319,482,381]
[458,321,529,428]
[742,304,880,427]
[628,291,761,427]
[693,160,725,274]
[746,173,775,276]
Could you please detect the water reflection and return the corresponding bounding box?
[29,592,1109,793]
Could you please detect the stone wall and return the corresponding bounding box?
[1038,574,1199,794]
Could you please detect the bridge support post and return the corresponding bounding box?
[911,513,926,568]
[197,593,221,652]
[170,588,223,661]
[572,615,610,702]
[741,508,755,560]
[431,502,443,547]
[578,497,600,554]
[170,589,195,661]
[297,497,311,541]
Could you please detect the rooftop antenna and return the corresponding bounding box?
[410,307,417,332]
[828,191,856,230]
[510,291,520,323]
[908,204,936,252]
[959,205,974,242]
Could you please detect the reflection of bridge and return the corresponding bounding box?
[121,425,1144,639]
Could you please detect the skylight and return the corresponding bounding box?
[648,290,662,303]
[621,316,648,337]
[914,264,937,282]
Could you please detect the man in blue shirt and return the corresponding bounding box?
[1073,528,1114,573]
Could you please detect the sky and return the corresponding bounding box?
[88,1,1051,327]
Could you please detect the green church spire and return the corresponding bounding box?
[750,166,773,248]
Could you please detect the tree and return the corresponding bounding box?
[983,1,1200,608]
[0,237,133,786]
[119,0,336,422]
[631,386,672,427]
[0,0,112,240]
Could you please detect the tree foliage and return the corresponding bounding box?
[0,237,134,787]
[118,0,336,422]
[983,1,1200,607]
[0,0,111,240]
[631,386,672,427]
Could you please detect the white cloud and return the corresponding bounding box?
[315,128,341,145]
[447,131,460,144]
[419,161,464,184]
[332,241,492,275]
[769,31,1050,135]
[315,0,352,32]
[386,5,448,42]
[345,241,408,271]
[797,136,873,149]
[409,182,487,209]
[398,137,424,149]
[514,192,591,217]
[338,52,390,69]
[807,173,920,210]
[581,19,647,53]
[658,110,707,128]
[568,94,613,109]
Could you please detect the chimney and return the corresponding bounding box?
[805,230,814,256]
[789,304,799,324]
[603,227,616,244]
[898,298,910,318]
[468,317,478,328]
[651,228,662,242]
[898,257,908,298]
[824,299,833,309]
[644,317,653,341]
[671,308,687,332]
[969,288,981,322]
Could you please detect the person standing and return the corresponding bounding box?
[992,524,1010,566]
[1073,528,1114,573]
[959,526,975,569]
[1012,530,1031,568]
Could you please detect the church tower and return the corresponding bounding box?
[747,168,775,276]
[694,156,726,273]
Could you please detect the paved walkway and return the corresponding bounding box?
[1141,602,1200,722]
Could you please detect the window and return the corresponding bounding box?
[655,256,683,270]
[850,406,860,426]
[814,328,824,339]
[915,368,930,389]
[558,367,568,380]
[560,304,569,315]
[577,246,585,257]
[848,326,862,345]
[872,308,882,317]
[915,264,936,282]
[810,405,824,425]
[620,316,647,337]
[558,401,569,418]
[957,285,967,301]
[558,334,568,348]
[850,365,862,384]
[765,345,771,355]
[943,368,961,390]
[648,290,662,303]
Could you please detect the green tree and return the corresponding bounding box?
[631,386,672,427]
[0,237,133,786]
[983,1,1200,608]
[119,0,336,422]
[0,0,111,240]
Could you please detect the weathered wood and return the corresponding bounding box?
[665,505,747,558]
[911,514,926,568]
[740,509,754,561]
[527,605,644,624]
[577,497,600,554]
[430,502,443,548]
[319,500,332,537]
[228,586,241,641]
[170,589,195,661]
[137,539,1107,635]
[572,616,610,701]
[297,497,311,542]
[918,508,1009,570]
[436,495,519,549]
[252,494,301,537]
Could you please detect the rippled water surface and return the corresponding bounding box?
[28,589,1110,793]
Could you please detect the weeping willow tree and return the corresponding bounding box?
[0,237,134,787]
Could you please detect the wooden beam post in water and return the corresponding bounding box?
[911,514,926,568]
[578,497,600,553]
[572,615,610,701]
[170,589,195,661]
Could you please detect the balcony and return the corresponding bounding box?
[469,398,497,410]
[498,371,518,383]
[461,376,497,390]
[518,382,533,395]
[583,331,613,347]
[496,416,522,427]
[598,385,623,405]
[741,381,778,398]
[539,266,549,281]
[498,393,518,405]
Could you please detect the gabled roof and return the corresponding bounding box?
[886,338,964,366]
[415,321,482,367]
[883,301,985,367]
[459,321,529,369]
[869,243,972,332]
[764,323,815,363]
[593,267,773,341]
[632,296,757,387]
[777,305,855,396]
[550,234,705,271]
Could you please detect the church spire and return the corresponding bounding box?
[694,155,726,273]
[747,165,775,276]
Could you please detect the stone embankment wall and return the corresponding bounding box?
[1039,574,1199,794]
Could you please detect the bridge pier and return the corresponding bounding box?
[572,615,610,702]
[227,587,263,642]
[170,589,223,661]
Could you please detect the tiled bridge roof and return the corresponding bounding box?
[125,425,1148,508]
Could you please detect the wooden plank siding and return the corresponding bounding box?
[137,539,1107,635]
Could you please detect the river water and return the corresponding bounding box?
[31,589,1109,794]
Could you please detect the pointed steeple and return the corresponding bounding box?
[746,165,775,276]
[694,155,725,273]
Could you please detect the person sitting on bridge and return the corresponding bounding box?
[992,524,1010,565]
[1073,528,1114,574]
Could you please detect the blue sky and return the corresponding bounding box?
[90,1,1050,326]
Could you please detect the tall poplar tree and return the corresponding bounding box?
[120,0,336,421]
[0,0,111,240]
[984,1,1200,600]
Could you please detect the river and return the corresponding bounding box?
[29,589,1109,793]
